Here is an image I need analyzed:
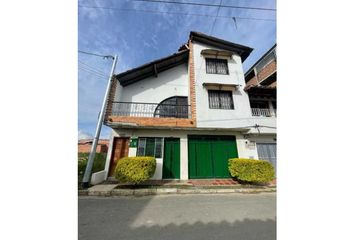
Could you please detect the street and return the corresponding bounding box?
[79,193,276,240]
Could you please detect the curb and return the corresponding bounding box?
[80,187,276,197]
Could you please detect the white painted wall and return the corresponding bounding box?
[192,42,276,134]
[114,64,189,104]
[107,128,270,180]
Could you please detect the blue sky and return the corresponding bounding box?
[78,0,276,140]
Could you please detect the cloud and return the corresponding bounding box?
[78,129,93,140]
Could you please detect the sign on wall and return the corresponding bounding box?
[129,137,138,148]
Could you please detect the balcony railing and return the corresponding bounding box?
[110,101,191,118]
[251,108,276,117]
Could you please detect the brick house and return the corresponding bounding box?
[78,139,109,154]
[93,32,276,183]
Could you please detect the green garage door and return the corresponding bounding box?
[188,135,238,179]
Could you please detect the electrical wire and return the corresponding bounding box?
[209,0,222,35]
[132,0,277,12]
[78,66,108,79]
[78,5,276,22]
[78,50,114,59]
[78,60,107,75]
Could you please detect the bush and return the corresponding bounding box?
[228,158,275,183]
[78,152,106,183]
[114,157,156,184]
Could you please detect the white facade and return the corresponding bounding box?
[105,128,257,180]
[98,36,276,184]
[192,42,276,134]
[113,64,189,104]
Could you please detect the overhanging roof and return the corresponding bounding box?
[244,85,276,97]
[115,49,189,87]
[189,31,253,62]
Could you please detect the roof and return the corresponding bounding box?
[244,84,276,98]
[116,49,189,87]
[245,43,277,77]
[189,31,253,62]
[115,31,253,86]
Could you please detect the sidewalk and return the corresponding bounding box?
[79,179,276,197]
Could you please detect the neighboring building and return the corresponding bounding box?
[78,139,109,154]
[99,32,276,182]
[244,44,277,170]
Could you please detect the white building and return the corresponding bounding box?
[95,32,276,183]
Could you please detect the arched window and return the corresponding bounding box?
[154,96,189,118]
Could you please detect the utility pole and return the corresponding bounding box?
[82,54,118,188]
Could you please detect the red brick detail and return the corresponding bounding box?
[188,40,197,124]
[108,116,196,128]
[245,60,277,88]
[257,60,276,83]
[105,77,118,121]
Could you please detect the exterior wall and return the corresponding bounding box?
[192,42,252,129]
[105,128,263,180]
[117,64,189,103]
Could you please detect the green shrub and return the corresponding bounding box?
[114,157,156,184]
[228,158,275,183]
[78,152,106,182]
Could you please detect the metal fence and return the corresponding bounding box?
[251,108,276,117]
[111,101,191,118]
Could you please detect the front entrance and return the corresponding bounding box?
[108,137,130,176]
[162,138,180,179]
[188,135,238,179]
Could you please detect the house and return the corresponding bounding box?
[78,139,109,154]
[97,32,276,182]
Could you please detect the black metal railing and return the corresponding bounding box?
[111,101,191,118]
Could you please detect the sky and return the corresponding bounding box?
[78,0,276,140]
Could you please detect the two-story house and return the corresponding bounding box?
[98,32,276,182]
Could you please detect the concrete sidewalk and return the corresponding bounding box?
[79,184,276,197]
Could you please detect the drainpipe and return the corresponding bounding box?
[82,55,118,188]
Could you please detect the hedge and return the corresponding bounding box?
[228,158,275,183]
[78,152,106,183]
[114,157,156,184]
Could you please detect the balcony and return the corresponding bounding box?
[251,108,276,117]
[106,101,195,128]
[111,102,191,118]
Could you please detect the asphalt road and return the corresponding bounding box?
[79,193,276,240]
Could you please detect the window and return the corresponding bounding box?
[208,90,234,109]
[136,137,163,158]
[154,96,189,118]
[206,58,229,74]
[257,143,276,171]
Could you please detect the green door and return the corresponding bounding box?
[163,138,180,179]
[188,135,238,179]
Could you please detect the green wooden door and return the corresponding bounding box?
[188,135,238,179]
[163,138,180,179]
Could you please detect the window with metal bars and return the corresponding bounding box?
[206,58,229,75]
[208,90,234,109]
[136,137,163,158]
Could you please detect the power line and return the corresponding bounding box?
[78,50,114,59]
[78,60,107,75]
[209,0,222,35]
[78,66,108,79]
[132,0,276,12]
[78,5,276,22]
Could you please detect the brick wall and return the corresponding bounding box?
[245,60,277,88]
[78,139,109,153]
[105,76,118,121]
[107,116,195,128]
[188,40,197,125]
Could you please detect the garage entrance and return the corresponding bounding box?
[188,135,238,179]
